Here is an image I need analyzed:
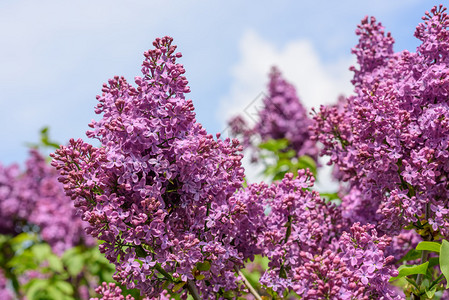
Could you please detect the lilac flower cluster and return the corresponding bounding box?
[91,282,150,300]
[293,223,401,299]
[0,162,19,235]
[256,170,344,292]
[312,6,449,237]
[0,150,92,254]
[91,282,177,300]
[229,67,318,162]
[91,282,132,300]
[52,37,262,298]
[232,169,400,298]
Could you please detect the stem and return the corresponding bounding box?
[154,264,174,281]
[155,264,201,300]
[234,266,262,300]
[186,280,201,300]
[411,203,431,300]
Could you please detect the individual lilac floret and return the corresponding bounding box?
[52,36,258,299]
[0,150,93,254]
[229,67,318,162]
[312,6,449,237]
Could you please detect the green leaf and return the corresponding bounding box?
[389,262,429,282]
[405,277,419,290]
[279,265,287,279]
[320,192,340,201]
[440,239,449,288]
[172,281,186,292]
[296,155,317,174]
[55,280,74,295]
[196,261,211,271]
[46,284,66,300]
[47,254,64,273]
[416,241,441,253]
[259,138,289,152]
[64,254,84,276]
[25,278,49,300]
[31,243,52,262]
[399,249,422,263]
[7,249,38,272]
[428,257,440,269]
[194,273,205,280]
[39,126,60,149]
[135,245,148,257]
[10,232,36,251]
[426,286,437,299]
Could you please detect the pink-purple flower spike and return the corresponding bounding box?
[52,36,255,298]
[312,6,449,237]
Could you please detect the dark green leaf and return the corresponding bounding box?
[440,239,449,288]
[197,261,211,271]
[428,257,440,269]
[399,249,422,263]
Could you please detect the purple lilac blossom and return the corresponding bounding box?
[0,162,20,235]
[0,149,93,254]
[229,67,318,162]
[52,36,260,299]
[235,170,401,298]
[91,282,175,300]
[293,223,402,299]
[91,282,139,300]
[257,169,345,293]
[312,6,449,238]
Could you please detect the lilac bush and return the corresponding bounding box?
[0,149,93,254]
[312,6,449,235]
[41,5,449,299]
[311,5,449,298]
[0,148,125,299]
[52,35,400,299]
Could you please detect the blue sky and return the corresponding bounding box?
[0,0,439,165]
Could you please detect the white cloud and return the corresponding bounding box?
[219,29,354,123]
[218,30,355,187]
